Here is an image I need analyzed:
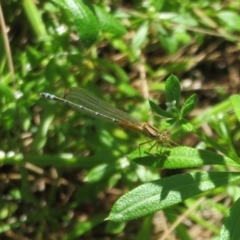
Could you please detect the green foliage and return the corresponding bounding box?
[1,0,240,239]
[129,147,238,169]
[181,94,197,117]
[52,0,126,47]
[219,197,240,239]
[109,172,240,222]
[165,75,181,107]
[111,75,240,239]
[149,99,173,118]
[230,95,240,122]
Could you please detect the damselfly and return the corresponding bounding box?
[40,88,170,152]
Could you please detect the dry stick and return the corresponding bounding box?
[0,3,15,88]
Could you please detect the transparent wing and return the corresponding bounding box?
[65,87,141,125]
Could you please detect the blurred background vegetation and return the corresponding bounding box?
[1,0,240,239]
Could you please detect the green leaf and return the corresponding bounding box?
[105,221,126,234]
[179,119,194,132]
[84,163,117,183]
[158,33,179,54]
[230,94,240,122]
[31,104,55,151]
[0,202,18,220]
[64,214,106,239]
[181,94,197,117]
[108,172,240,222]
[22,0,47,38]
[192,128,240,164]
[149,99,173,118]
[92,5,126,36]
[219,197,240,239]
[131,22,149,50]
[149,0,165,11]
[128,146,239,169]
[51,0,65,8]
[56,0,99,48]
[165,75,181,107]
[217,11,240,31]
[135,215,153,240]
